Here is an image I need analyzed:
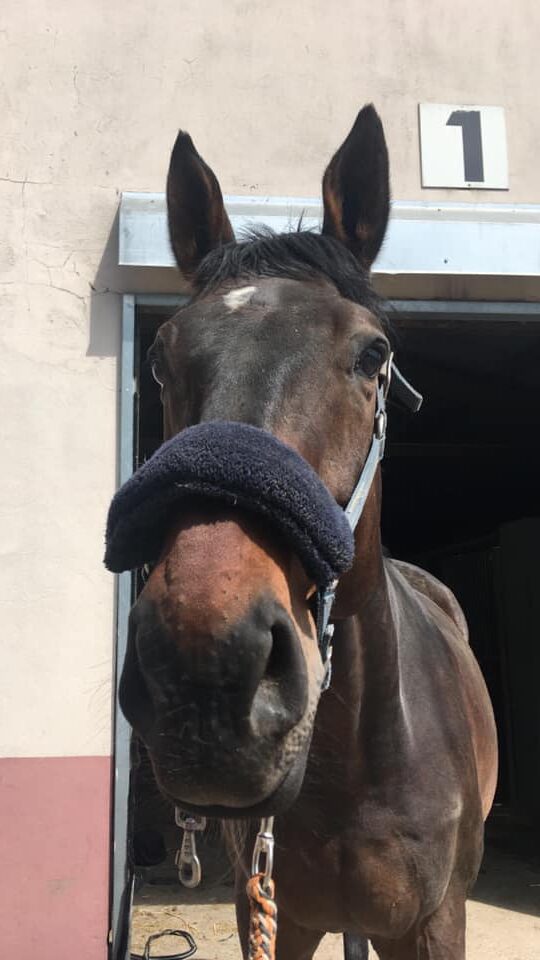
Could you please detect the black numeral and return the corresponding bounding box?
[447,110,485,183]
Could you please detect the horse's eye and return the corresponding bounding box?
[354,344,387,379]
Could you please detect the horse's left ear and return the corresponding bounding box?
[322,104,390,269]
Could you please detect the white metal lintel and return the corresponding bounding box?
[119,193,540,278]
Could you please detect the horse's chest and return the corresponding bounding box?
[274,832,422,938]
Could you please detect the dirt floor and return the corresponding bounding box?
[131,833,540,960]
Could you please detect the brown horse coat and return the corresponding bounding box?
[117,105,497,959]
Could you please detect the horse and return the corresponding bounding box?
[112,104,498,959]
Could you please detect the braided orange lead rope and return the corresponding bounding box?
[246,873,278,960]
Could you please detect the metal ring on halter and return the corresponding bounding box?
[251,816,275,893]
[174,809,207,832]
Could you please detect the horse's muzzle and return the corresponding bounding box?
[120,589,313,812]
[106,420,345,811]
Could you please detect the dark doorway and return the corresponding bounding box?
[382,306,540,818]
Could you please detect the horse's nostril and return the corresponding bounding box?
[265,620,296,682]
[249,607,308,738]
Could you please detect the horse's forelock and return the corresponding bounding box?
[192,229,391,337]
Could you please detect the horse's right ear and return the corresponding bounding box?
[322,105,390,269]
[166,132,234,279]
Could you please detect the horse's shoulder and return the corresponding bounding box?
[385,558,469,643]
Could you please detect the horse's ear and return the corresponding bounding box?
[322,105,390,269]
[166,131,234,278]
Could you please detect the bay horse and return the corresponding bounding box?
[116,105,497,959]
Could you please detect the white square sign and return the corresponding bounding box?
[419,103,508,190]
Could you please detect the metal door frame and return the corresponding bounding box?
[110,294,183,959]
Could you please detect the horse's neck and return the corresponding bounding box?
[310,493,410,803]
[332,567,404,735]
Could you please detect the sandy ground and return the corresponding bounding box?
[131,842,540,959]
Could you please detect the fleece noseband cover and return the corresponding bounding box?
[104,421,355,587]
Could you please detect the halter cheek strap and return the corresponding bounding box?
[316,356,421,691]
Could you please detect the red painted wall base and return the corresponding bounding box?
[0,756,111,960]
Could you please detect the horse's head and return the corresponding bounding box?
[119,105,391,816]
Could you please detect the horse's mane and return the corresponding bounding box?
[193,226,391,336]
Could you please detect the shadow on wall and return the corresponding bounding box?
[87,210,188,358]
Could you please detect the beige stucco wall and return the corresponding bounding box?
[1,0,539,757]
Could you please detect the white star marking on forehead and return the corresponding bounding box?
[223,286,257,311]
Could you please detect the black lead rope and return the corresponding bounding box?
[131,929,197,960]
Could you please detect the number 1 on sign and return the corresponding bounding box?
[419,103,508,189]
[446,110,484,183]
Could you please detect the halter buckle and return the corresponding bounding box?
[375,409,387,441]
